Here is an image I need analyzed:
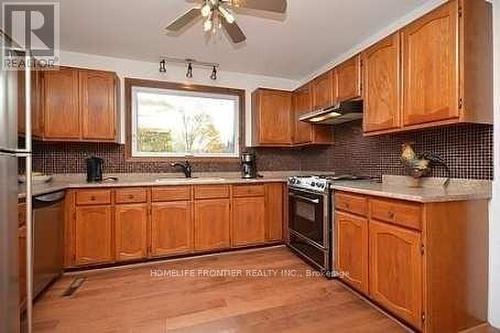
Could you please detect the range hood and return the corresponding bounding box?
[299,100,363,125]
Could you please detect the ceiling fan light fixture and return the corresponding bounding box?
[203,18,213,32]
[201,3,211,17]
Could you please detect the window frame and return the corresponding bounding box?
[125,78,245,162]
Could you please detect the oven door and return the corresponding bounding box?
[288,188,327,248]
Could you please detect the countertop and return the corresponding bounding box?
[18,171,307,199]
[331,176,492,203]
[19,173,492,203]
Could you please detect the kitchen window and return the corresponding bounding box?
[129,81,241,159]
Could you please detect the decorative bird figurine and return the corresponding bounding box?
[400,143,451,187]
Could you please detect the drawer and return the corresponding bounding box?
[115,188,147,204]
[18,203,26,227]
[152,186,191,202]
[194,185,230,200]
[335,192,368,216]
[76,189,112,206]
[233,184,265,197]
[370,198,422,231]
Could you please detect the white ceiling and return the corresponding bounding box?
[14,0,433,79]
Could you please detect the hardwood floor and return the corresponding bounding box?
[33,247,408,332]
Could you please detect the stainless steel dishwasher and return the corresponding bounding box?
[32,191,65,299]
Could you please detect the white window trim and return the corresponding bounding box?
[131,86,240,158]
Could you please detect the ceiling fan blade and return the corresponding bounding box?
[221,20,246,43]
[234,0,287,13]
[166,7,201,31]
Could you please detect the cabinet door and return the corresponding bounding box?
[336,55,362,102]
[194,199,230,251]
[75,206,113,265]
[293,84,313,144]
[115,204,148,261]
[151,201,193,256]
[265,183,283,241]
[254,89,293,145]
[363,33,401,133]
[369,220,423,330]
[335,211,368,293]
[80,70,117,140]
[401,0,459,126]
[43,67,80,139]
[312,70,334,110]
[232,196,266,246]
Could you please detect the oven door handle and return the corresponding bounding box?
[289,193,320,204]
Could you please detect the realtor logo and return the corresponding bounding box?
[2,2,59,70]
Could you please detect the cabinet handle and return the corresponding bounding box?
[128,194,134,199]
[90,196,96,201]
[387,211,395,219]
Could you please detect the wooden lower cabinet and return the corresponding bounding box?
[369,219,422,330]
[232,196,266,246]
[151,201,193,256]
[194,199,231,251]
[115,204,148,261]
[75,206,113,265]
[67,183,284,267]
[335,211,368,294]
[265,183,284,241]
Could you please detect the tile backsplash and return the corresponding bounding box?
[28,121,493,180]
[301,121,494,180]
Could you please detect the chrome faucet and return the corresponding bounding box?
[170,161,192,178]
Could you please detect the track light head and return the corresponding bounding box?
[186,62,193,78]
[210,66,217,80]
[159,59,167,73]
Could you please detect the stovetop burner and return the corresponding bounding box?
[288,174,373,193]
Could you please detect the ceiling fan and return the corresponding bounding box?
[166,0,287,44]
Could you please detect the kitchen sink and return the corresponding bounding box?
[154,177,226,183]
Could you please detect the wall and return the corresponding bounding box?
[489,0,500,328]
[58,50,299,146]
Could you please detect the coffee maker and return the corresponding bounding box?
[86,156,104,182]
[241,152,257,179]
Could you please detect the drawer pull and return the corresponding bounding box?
[345,203,350,209]
[90,196,96,201]
[128,195,134,199]
[388,211,395,219]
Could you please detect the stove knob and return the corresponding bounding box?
[311,182,316,187]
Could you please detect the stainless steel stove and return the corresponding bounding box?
[287,174,371,276]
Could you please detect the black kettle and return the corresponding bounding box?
[86,157,104,182]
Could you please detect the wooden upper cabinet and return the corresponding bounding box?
[335,54,362,102]
[75,206,113,265]
[335,211,368,294]
[401,0,459,126]
[252,88,293,146]
[42,67,80,139]
[115,204,148,261]
[151,201,193,256]
[194,199,231,251]
[369,220,423,330]
[362,33,401,133]
[292,84,313,144]
[80,70,117,140]
[312,70,334,110]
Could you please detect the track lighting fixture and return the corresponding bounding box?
[158,57,219,80]
[186,62,193,78]
[210,66,217,80]
[159,59,167,73]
